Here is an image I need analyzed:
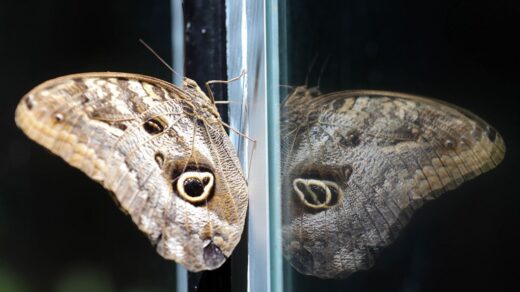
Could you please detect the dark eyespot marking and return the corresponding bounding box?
[143,117,166,134]
[339,131,360,148]
[25,95,35,110]
[300,183,319,205]
[295,180,306,194]
[175,169,215,204]
[343,165,353,178]
[486,126,497,142]
[114,123,127,131]
[293,178,343,210]
[443,139,456,149]
[183,178,205,198]
[154,152,165,167]
[309,184,327,204]
[290,164,349,210]
[328,186,340,206]
[54,113,64,122]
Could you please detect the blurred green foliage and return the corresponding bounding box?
[0,265,30,292]
[54,266,114,292]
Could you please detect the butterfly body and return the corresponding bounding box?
[15,72,248,271]
[281,89,505,278]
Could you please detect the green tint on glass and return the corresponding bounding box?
[266,0,283,292]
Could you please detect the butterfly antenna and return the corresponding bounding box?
[317,55,331,89]
[139,39,183,82]
[279,84,295,89]
[304,54,319,87]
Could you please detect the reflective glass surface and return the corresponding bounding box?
[273,1,518,291]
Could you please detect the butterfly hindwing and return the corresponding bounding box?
[15,72,248,271]
[281,89,505,278]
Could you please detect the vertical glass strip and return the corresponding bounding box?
[226,1,250,292]
[171,0,184,86]
[265,0,283,292]
[227,0,270,291]
[171,0,186,291]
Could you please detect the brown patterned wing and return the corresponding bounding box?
[281,89,505,278]
[15,72,248,271]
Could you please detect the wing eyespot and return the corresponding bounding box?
[25,95,35,110]
[154,152,165,167]
[114,123,128,131]
[184,178,205,197]
[443,139,456,149]
[176,171,215,204]
[293,178,342,210]
[54,113,64,122]
[486,126,497,142]
[339,131,361,147]
[143,117,167,134]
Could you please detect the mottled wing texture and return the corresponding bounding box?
[15,72,248,271]
[281,89,505,278]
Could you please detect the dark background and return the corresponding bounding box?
[1,0,519,291]
[0,1,177,291]
[0,0,232,291]
[282,0,520,291]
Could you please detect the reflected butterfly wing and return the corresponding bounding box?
[281,88,505,278]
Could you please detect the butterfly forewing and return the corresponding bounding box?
[15,72,248,272]
[281,89,505,278]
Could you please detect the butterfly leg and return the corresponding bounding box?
[204,70,246,104]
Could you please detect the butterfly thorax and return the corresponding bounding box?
[283,85,322,108]
[181,78,222,124]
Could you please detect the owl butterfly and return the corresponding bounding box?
[281,87,505,279]
[14,72,248,271]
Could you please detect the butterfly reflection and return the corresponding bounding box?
[280,87,505,279]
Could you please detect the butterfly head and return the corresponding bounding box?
[282,85,322,108]
[181,78,222,121]
[183,78,211,103]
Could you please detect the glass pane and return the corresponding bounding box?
[275,0,514,291]
[231,0,271,290]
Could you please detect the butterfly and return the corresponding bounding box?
[280,87,505,279]
[14,72,248,272]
